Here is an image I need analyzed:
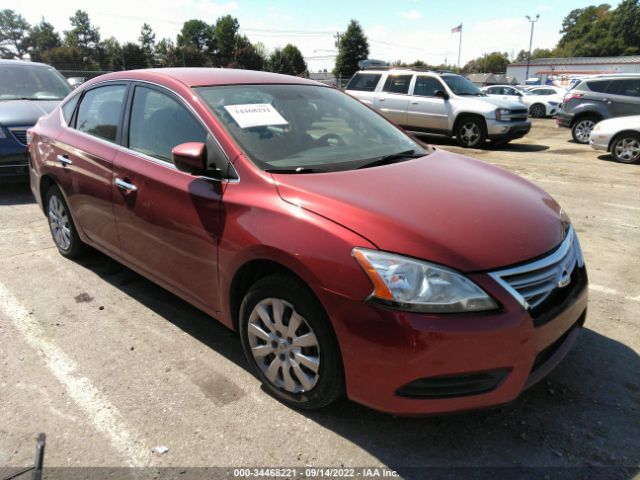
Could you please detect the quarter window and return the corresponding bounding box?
[61,94,80,124]
[382,75,412,94]
[413,77,444,97]
[75,85,127,142]
[587,81,610,93]
[347,73,382,92]
[128,86,206,163]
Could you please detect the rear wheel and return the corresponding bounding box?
[571,116,597,144]
[611,132,640,164]
[239,274,344,410]
[530,103,546,118]
[455,117,487,148]
[45,185,86,258]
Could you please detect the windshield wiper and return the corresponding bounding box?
[265,167,328,174]
[357,150,424,169]
[4,97,62,101]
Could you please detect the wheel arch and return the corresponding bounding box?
[453,112,487,133]
[570,110,603,127]
[39,174,57,213]
[608,130,640,153]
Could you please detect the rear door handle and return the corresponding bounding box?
[603,98,613,104]
[115,178,137,193]
[56,154,72,166]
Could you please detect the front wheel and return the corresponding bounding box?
[239,274,344,410]
[530,103,546,118]
[572,117,597,144]
[611,132,640,164]
[455,117,487,148]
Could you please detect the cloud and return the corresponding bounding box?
[398,9,423,20]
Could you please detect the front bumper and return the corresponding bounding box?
[589,133,610,152]
[0,145,29,178]
[486,120,531,141]
[318,269,588,416]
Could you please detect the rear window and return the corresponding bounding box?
[382,75,412,94]
[586,80,610,93]
[347,73,382,92]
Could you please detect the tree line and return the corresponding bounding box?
[0,9,309,76]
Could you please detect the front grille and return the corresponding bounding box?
[506,109,529,121]
[9,127,30,146]
[396,369,510,399]
[490,226,584,314]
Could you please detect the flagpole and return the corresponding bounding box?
[457,23,463,69]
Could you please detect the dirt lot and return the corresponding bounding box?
[1,119,639,479]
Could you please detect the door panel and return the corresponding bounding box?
[374,75,412,125]
[112,83,222,310]
[407,76,450,131]
[53,83,127,254]
[605,79,640,117]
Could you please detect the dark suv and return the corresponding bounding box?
[557,75,640,144]
[0,60,71,180]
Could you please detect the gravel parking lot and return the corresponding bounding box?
[1,119,639,479]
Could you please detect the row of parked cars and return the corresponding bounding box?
[345,67,640,163]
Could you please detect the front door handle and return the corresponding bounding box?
[603,98,613,104]
[56,154,72,166]
[115,178,138,193]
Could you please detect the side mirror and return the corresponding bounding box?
[172,142,207,174]
[434,90,449,100]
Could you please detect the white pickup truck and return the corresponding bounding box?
[345,68,532,148]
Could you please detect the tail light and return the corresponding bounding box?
[563,92,583,103]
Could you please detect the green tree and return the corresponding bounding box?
[230,34,265,70]
[267,43,307,75]
[0,9,31,58]
[64,10,101,68]
[100,37,123,70]
[155,37,182,67]
[139,23,156,67]
[611,0,640,54]
[122,42,146,70]
[27,18,60,62]
[214,15,239,66]
[333,19,369,78]
[463,52,509,73]
[177,19,214,53]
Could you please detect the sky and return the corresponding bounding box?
[6,0,618,72]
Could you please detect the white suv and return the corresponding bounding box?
[346,69,532,148]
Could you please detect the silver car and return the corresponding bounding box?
[346,69,531,148]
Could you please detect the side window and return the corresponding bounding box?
[61,94,80,125]
[75,85,127,142]
[347,73,382,92]
[382,75,412,94]
[607,79,640,97]
[413,77,444,97]
[128,86,207,163]
[587,81,610,93]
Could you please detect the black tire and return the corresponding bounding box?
[45,185,87,258]
[239,273,344,410]
[571,116,598,144]
[455,116,487,148]
[610,132,640,164]
[530,103,546,118]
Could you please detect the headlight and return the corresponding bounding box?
[548,101,559,106]
[352,248,498,313]
[495,108,510,121]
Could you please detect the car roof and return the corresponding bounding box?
[356,68,442,75]
[89,68,324,88]
[0,59,54,68]
[583,74,640,81]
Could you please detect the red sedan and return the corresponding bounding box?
[28,68,588,415]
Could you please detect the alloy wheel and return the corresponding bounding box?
[460,122,481,146]
[574,120,595,143]
[531,104,546,118]
[48,194,71,251]
[247,298,321,393]
[614,137,640,163]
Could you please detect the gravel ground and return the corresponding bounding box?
[0,119,638,479]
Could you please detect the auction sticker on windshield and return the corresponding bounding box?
[224,103,288,128]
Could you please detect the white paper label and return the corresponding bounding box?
[224,103,289,128]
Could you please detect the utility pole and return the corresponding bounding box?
[525,14,540,82]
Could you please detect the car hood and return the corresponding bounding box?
[472,95,526,110]
[0,100,59,126]
[273,150,565,272]
[596,115,640,133]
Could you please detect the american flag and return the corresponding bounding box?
[451,24,462,33]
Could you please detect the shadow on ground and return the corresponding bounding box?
[74,251,639,480]
[0,180,35,206]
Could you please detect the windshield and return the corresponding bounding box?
[442,75,483,96]
[0,64,71,100]
[196,84,428,172]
